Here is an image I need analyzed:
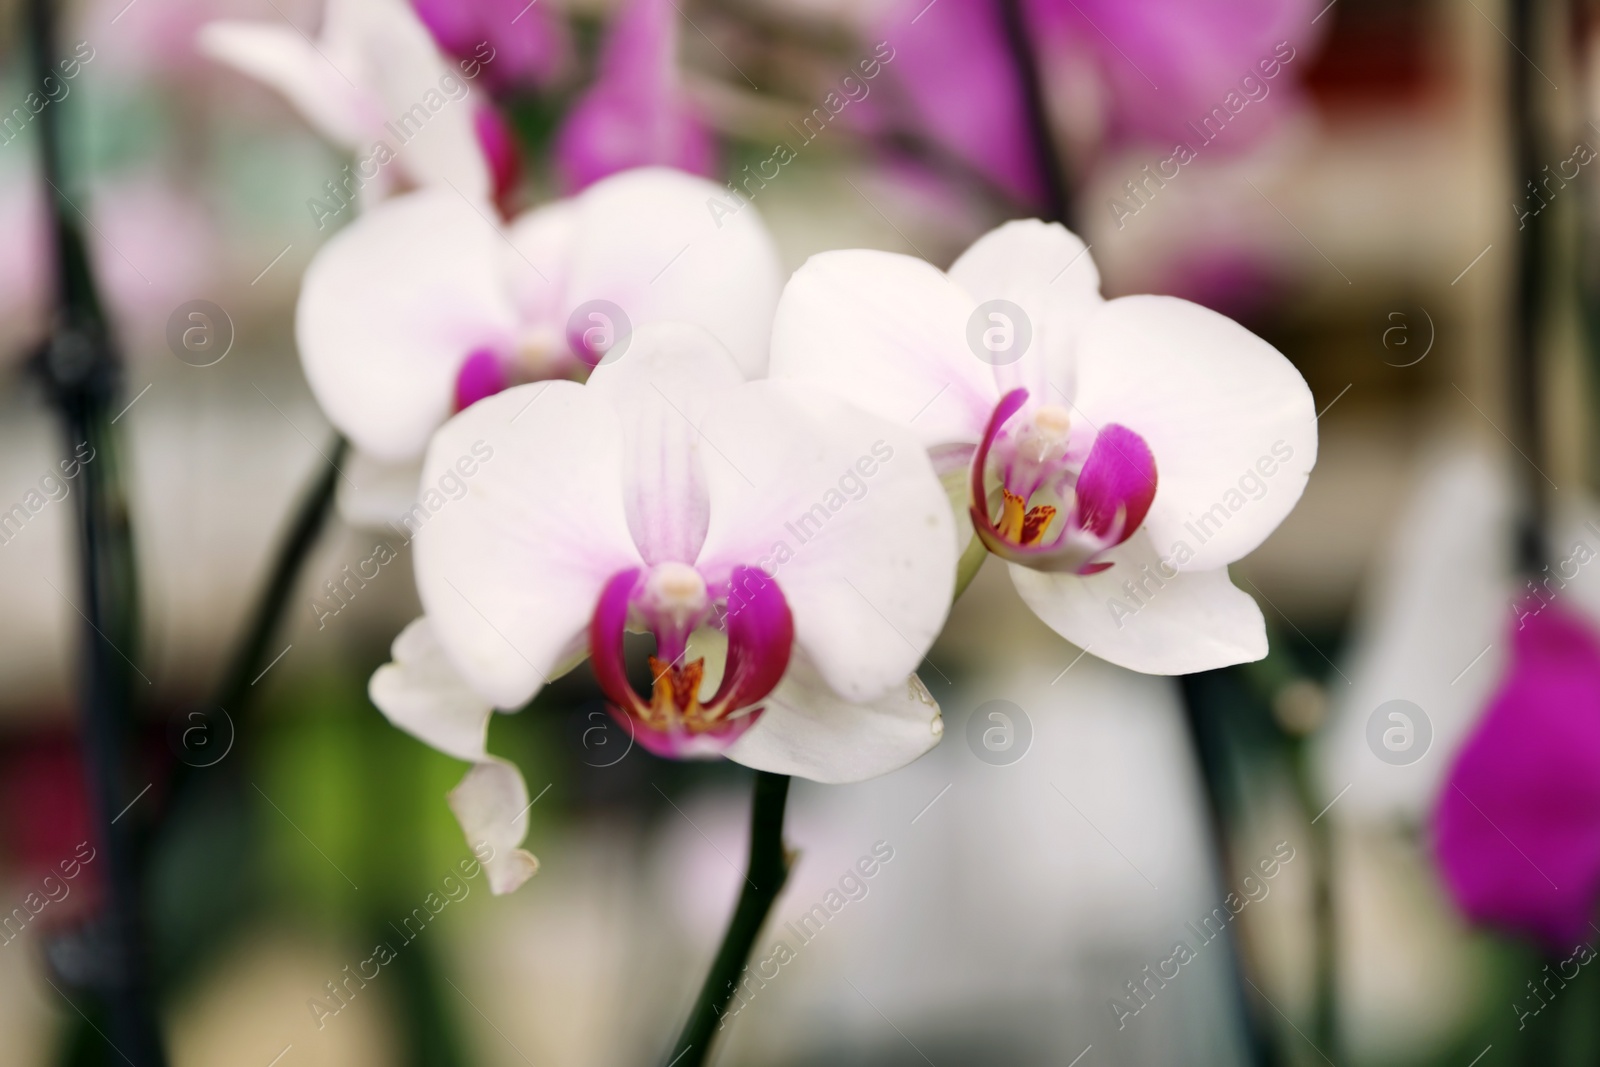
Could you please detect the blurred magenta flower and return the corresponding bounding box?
[551,0,717,192]
[1029,0,1320,149]
[296,167,780,463]
[770,220,1316,674]
[874,0,1042,204]
[412,0,571,93]
[370,323,955,890]
[199,0,493,202]
[1433,603,1600,949]
[875,0,1320,205]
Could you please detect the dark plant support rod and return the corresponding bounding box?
[28,0,167,1061]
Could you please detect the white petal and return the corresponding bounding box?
[727,654,944,783]
[448,759,540,894]
[368,616,493,762]
[564,168,782,378]
[338,0,491,198]
[695,382,957,701]
[198,22,372,149]
[769,249,996,450]
[1072,295,1317,571]
[296,190,517,462]
[504,198,581,333]
[947,219,1103,402]
[414,382,643,709]
[585,323,744,564]
[1009,530,1267,675]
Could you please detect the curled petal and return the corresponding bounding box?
[369,616,494,762]
[449,759,540,894]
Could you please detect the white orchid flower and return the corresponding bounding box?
[769,220,1317,676]
[370,322,957,891]
[199,0,490,202]
[297,166,782,466]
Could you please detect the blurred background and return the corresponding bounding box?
[0,0,1594,1063]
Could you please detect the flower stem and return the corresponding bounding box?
[212,436,348,715]
[665,771,792,1067]
[996,0,1070,226]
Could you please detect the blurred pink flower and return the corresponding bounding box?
[874,0,1042,205]
[0,172,217,363]
[1031,0,1321,149]
[1433,604,1600,949]
[875,0,1321,206]
[412,0,571,93]
[551,0,717,193]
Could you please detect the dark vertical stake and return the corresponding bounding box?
[27,0,167,1062]
[996,0,1070,226]
[1510,0,1550,573]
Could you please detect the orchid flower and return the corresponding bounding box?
[551,0,716,192]
[296,166,781,465]
[412,0,571,95]
[371,322,958,891]
[1432,603,1600,949]
[199,0,493,204]
[769,220,1316,675]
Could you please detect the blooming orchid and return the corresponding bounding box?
[371,322,958,891]
[296,166,782,465]
[769,220,1316,675]
[199,0,495,204]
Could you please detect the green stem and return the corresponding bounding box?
[665,771,792,1067]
